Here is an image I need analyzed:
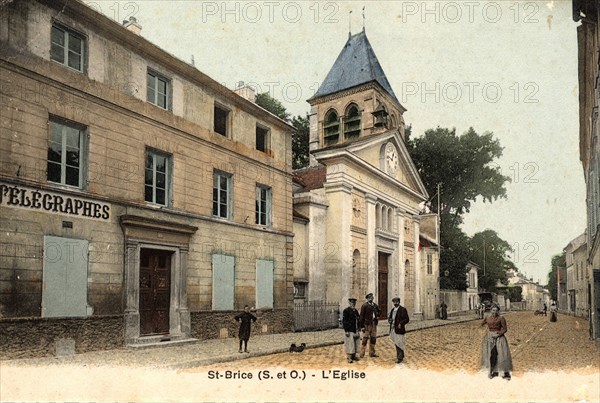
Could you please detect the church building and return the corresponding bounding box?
[293,29,440,320]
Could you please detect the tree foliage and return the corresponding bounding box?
[254,92,309,169]
[547,253,565,301]
[255,92,290,121]
[406,127,510,227]
[496,286,523,302]
[469,230,513,292]
[407,126,512,290]
[291,114,309,169]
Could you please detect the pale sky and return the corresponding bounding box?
[86,0,586,285]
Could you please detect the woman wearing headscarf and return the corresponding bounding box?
[481,304,513,380]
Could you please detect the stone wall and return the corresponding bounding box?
[191,309,294,340]
[0,315,124,359]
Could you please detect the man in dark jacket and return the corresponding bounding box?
[359,292,379,358]
[342,297,360,363]
[388,297,410,363]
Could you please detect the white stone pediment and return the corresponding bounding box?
[315,131,428,199]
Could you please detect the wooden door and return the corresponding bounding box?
[378,252,388,319]
[139,249,171,335]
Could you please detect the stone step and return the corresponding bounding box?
[126,337,199,350]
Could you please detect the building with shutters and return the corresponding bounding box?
[292,29,440,321]
[0,0,294,357]
[573,0,600,340]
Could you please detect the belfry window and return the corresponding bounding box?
[344,104,361,140]
[323,109,339,146]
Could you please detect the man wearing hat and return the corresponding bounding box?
[388,297,410,363]
[342,297,361,363]
[359,292,380,358]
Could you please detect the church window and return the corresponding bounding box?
[323,109,339,145]
[344,104,361,140]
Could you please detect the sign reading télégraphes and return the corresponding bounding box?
[0,182,110,220]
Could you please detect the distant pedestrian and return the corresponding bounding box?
[543,302,548,317]
[550,302,557,322]
[388,297,410,364]
[342,297,361,363]
[235,305,257,353]
[359,292,380,358]
[481,304,513,380]
[440,301,448,320]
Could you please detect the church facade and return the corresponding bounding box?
[293,30,440,320]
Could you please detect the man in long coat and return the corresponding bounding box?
[388,297,410,363]
[359,292,380,358]
[342,297,361,363]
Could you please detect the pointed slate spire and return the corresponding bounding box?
[311,31,398,103]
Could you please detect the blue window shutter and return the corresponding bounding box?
[212,254,235,310]
[42,236,88,317]
[256,259,274,309]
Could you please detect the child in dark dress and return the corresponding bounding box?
[235,305,257,353]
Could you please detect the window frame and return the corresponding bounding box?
[427,253,433,275]
[47,116,88,189]
[50,22,87,73]
[214,103,231,137]
[323,109,340,146]
[146,69,171,110]
[213,170,233,219]
[343,104,361,140]
[255,184,272,226]
[255,124,271,152]
[144,147,172,206]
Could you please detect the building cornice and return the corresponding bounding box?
[37,0,294,132]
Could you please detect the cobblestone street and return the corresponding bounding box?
[191,312,599,374]
[1,312,598,402]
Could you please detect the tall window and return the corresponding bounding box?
[323,109,339,146]
[213,171,232,219]
[147,70,170,109]
[255,185,271,226]
[214,104,230,136]
[256,125,270,152]
[344,104,361,140]
[427,254,433,275]
[51,24,85,72]
[47,117,86,188]
[145,148,171,206]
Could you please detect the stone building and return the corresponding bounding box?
[565,232,590,318]
[574,0,600,339]
[292,29,439,321]
[0,0,294,357]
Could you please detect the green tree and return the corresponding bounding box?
[547,253,565,301]
[439,221,471,290]
[406,126,511,290]
[291,114,309,169]
[470,230,514,292]
[406,127,510,226]
[496,286,523,302]
[255,92,290,121]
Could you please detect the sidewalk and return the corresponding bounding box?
[1,313,479,369]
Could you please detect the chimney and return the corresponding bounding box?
[234,81,256,103]
[123,16,142,35]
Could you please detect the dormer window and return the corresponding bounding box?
[323,109,339,146]
[344,104,361,140]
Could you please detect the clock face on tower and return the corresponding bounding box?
[384,143,399,177]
